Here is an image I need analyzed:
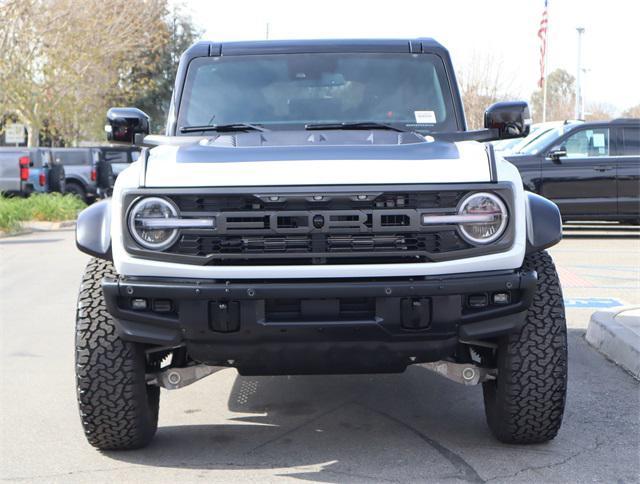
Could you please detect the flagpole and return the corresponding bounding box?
[542,51,548,123]
[542,1,549,122]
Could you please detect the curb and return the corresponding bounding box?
[22,220,76,231]
[586,306,640,380]
[0,220,76,239]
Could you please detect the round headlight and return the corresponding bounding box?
[457,192,508,244]
[128,197,179,250]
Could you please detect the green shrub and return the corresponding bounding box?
[0,193,87,233]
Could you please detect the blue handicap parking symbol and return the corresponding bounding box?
[564,298,625,308]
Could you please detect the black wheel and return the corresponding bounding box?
[48,163,66,193]
[65,181,86,202]
[75,258,159,450]
[483,250,567,444]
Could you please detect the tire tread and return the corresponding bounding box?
[483,250,568,444]
[75,258,158,450]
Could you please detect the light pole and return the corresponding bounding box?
[575,27,585,120]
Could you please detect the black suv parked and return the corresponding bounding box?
[504,118,640,223]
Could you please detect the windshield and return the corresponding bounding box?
[492,137,523,152]
[518,125,574,155]
[513,129,552,154]
[177,53,457,133]
[494,125,548,153]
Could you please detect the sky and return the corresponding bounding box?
[181,0,640,115]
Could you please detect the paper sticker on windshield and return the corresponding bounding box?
[414,110,436,124]
[592,133,606,148]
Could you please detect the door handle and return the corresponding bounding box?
[594,165,614,172]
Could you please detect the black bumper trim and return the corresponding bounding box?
[103,270,536,356]
[459,312,528,340]
[108,271,534,302]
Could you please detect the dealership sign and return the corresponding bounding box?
[4,123,26,144]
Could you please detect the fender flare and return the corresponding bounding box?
[65,175,90,190]
[524,191,562,253]
[76,199,112,260]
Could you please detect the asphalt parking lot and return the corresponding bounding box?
[1,225,638,483]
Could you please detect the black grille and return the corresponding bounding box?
[173,231,470,264]
[177,235,312,254]
[125,186,513,266]
[162,190,474,264]
[172,191,465,213]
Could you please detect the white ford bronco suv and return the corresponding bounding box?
[75,39,566,450]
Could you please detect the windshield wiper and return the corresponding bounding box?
[304,122,406,133]
[180,123,268,133]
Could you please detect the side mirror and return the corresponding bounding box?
[484,101,532,140]
[105,107,149,145]
[548,148,567,162]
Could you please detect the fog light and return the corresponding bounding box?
[468,294,488,308]
[152,299,172,313]
[131,298,148,310]
[493,292,511,305]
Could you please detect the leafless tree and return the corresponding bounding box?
[0,0,169,146]
[622,104,640,118]
[456,53,516,130]
[584,102,616,122]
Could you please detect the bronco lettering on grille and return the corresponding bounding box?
[215,209,422,234]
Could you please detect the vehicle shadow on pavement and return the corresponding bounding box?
[104,330,639,483]
[563,233,640,240]
[0,237,64,245]
[562,224,640,239]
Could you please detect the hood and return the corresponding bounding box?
[144,130,491,187]
[501,153,538,163]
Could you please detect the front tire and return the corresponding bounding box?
[75,258,159,450]
[483,251,567,444]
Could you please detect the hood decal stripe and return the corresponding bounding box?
[171,140,461,163]
[145,141,490,187]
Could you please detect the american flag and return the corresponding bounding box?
[538,0,549,88]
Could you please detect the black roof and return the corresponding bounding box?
[183,38,448,57]
[572,118,640,129]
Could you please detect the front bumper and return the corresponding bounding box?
[103,270,536,375]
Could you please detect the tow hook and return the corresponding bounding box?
[421,361,496,385]
[147,364,225,390]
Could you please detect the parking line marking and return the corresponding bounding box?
[564,298,626,308]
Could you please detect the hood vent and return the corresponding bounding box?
[203,130,426,148]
